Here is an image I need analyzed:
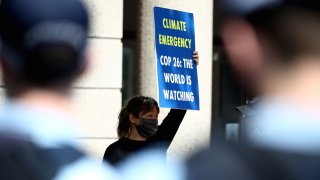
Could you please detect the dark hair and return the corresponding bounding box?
[245,4,320,64]
[117,96,160,138]
[0,0,89,95]
[1,43,85,97]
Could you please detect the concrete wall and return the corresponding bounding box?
[79,0,213,160]
[0,0,212,161]
[79,0,213,161]
[76,0,123,159]
[137,0,213,161]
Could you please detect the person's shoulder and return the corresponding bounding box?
[119,149,185,180]
[0,135,119,180]
[55,156,120,180]
[187,142,320,180]
[104,138,127,155]
[186,143,257,180]
[106,138,124,150]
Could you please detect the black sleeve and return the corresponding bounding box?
[149,109,187,146]
[102,144,122,166]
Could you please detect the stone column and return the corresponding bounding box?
[76,0,123,158]
[137,0,213,160]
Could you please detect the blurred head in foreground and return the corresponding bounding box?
[222,1,320,104]
[187,4,320,180]
[221,0,320,154]
[0,0,89,98]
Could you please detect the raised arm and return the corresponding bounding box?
[150,109,186,144]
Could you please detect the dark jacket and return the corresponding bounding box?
[187,142,320,180]
[103,109,186,166]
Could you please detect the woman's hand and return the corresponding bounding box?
[193,51,199,65]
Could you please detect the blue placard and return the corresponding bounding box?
[153,6,200,110]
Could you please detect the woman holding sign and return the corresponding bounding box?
[103,51,199,166]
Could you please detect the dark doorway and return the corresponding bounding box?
[211,0,247,144]
[122,0,138,103]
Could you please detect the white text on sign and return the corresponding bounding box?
[160,55,193,69]
[163,73,192,85]
[183,58,193,69]
[160,55,183,68]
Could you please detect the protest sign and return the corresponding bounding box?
[153,6,200,110]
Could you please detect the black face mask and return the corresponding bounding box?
[135,118,158,138]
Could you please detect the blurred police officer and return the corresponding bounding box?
[0,0,118,179]
[187,1,320,180]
